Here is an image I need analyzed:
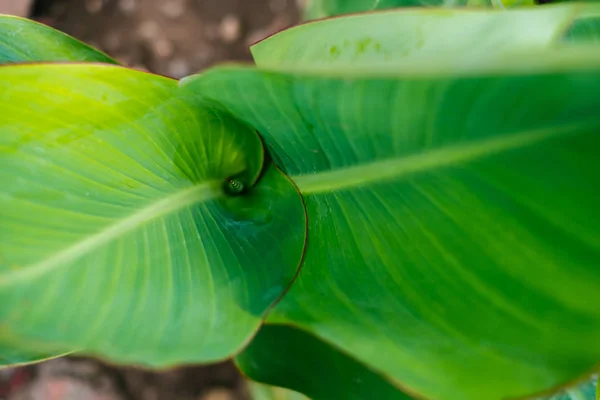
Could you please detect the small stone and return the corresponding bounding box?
[118,0,136,14]
[10,359,125,400]
[199,388,236,400]
[85,0,103,14]
[219,15,241,44]
[0,0,34,17]
[168,58,191,79]
[153,38,174,58]
[138,20,160,40]
[160,0,185,19]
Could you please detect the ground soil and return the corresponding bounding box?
[0,0,301,399]
[32,0,300,77]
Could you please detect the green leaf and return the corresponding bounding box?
[537,376,598,400]
[493,0,536,6]
[254,5,599,69]
[182,53,600,400]
[0,16,114,366]
[238,325,413,400]
[0,64,306,366]
[551,0,600,4]
[0,345,69,369]
[249,380,311,400]
[562,16,600,42]
[301,0,550,19]
[303,0,471,20]
[0,15,116,64]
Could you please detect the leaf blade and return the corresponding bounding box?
[254,5,596,69]
[237,325,415,400]
[0,64,306,366]
[183,61,600,399]
[0,15,116,64]
[303,0,474,20]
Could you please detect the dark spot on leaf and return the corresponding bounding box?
[329,46,340,59]
[355,38,372,54]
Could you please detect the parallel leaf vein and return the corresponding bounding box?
[291,122,598,194]
[0,181,222,286]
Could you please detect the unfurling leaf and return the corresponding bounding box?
[0,64,307,366]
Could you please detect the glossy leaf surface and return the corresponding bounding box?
[183,55,600,399]
[254,5,599,69]
[0,15,115,64]
[563,16,600,42]
[238,325,414,400]
[0,16,115,368]
[0,64,306,366]
[303,0,470,20]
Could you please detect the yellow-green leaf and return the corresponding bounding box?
[0,64,306,366]
[254,5,600,70]
[0,15,116,64]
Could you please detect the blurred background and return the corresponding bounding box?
[0,0,301,399]
[0,0,300,77]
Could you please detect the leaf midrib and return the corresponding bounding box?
[291,121,598,194]
[1,122,594,285]
[0,181,222,286]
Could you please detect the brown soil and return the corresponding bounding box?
[2,356,248,400]
[0,0,301,399]
[32,0,300,77]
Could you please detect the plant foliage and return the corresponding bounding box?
[0,4,599,400]
[0,15,115,64]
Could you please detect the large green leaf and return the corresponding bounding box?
[302,0,542,19]
[0,64,306,366]
[182,51,600,400]
[0,15,117,368]
[254,4,600,69]
[562,16,600,42]
[303,0,468,20]
[238,325,415,400]
[0,15,116,64]
[241,330,598,400]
